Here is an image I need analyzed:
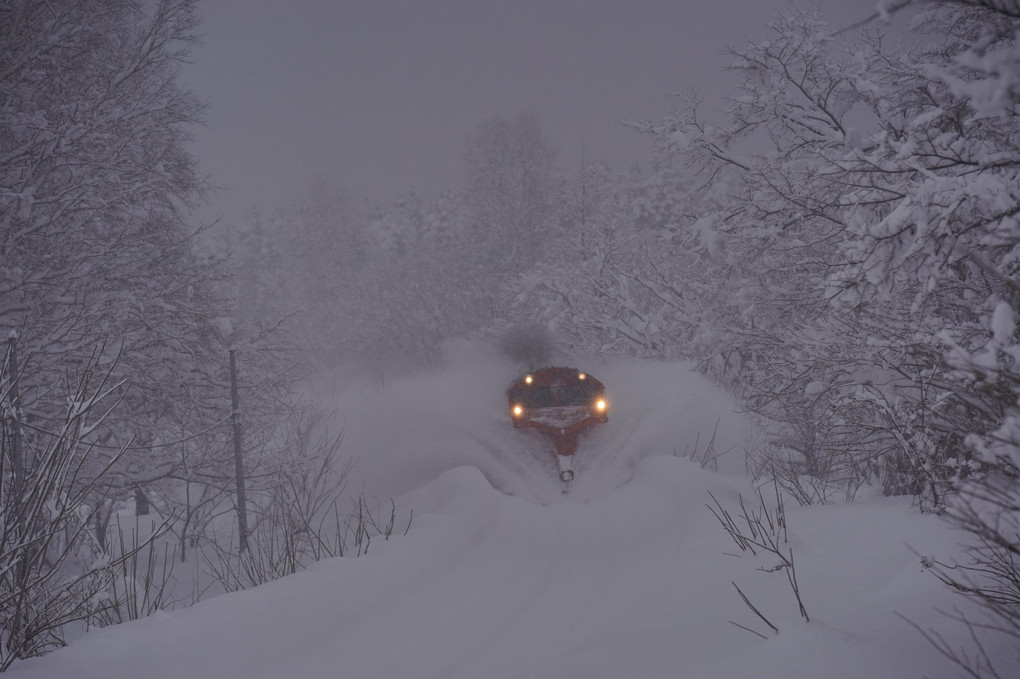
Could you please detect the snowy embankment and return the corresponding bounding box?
[8,344,993,678]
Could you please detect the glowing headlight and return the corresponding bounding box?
[595,399,607,411]
[524,375,533,384]
[513,404,524,417]
[578,372,587,380]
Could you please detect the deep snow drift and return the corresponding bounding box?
[8,345,1007,678]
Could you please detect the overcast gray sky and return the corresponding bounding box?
[184,0,878,223]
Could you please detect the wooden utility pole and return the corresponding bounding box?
[228,349,249,553]
[6,335,23,499]
[6,335,28,604]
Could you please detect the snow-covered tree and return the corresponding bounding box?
[513,158,718,360]
[631,2,1019,670]
[0,0,239,500]
[0,0,281,651]
[628,5,1006,503]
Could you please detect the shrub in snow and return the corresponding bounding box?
[1,351,171,670]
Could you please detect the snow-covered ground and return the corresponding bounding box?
[8,343,1005,678]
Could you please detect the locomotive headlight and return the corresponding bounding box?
[524,375,533,384]
[513,404,524,417]
[578,372,587,380]
[595,399,607,411]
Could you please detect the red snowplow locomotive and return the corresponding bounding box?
[507,367,608,484]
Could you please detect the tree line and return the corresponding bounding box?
[0,1,376,667]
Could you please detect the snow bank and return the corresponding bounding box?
[8,353,1001,678]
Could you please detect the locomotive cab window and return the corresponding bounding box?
[510,386,552,409]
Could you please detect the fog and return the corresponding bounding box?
[184,0,880,222]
